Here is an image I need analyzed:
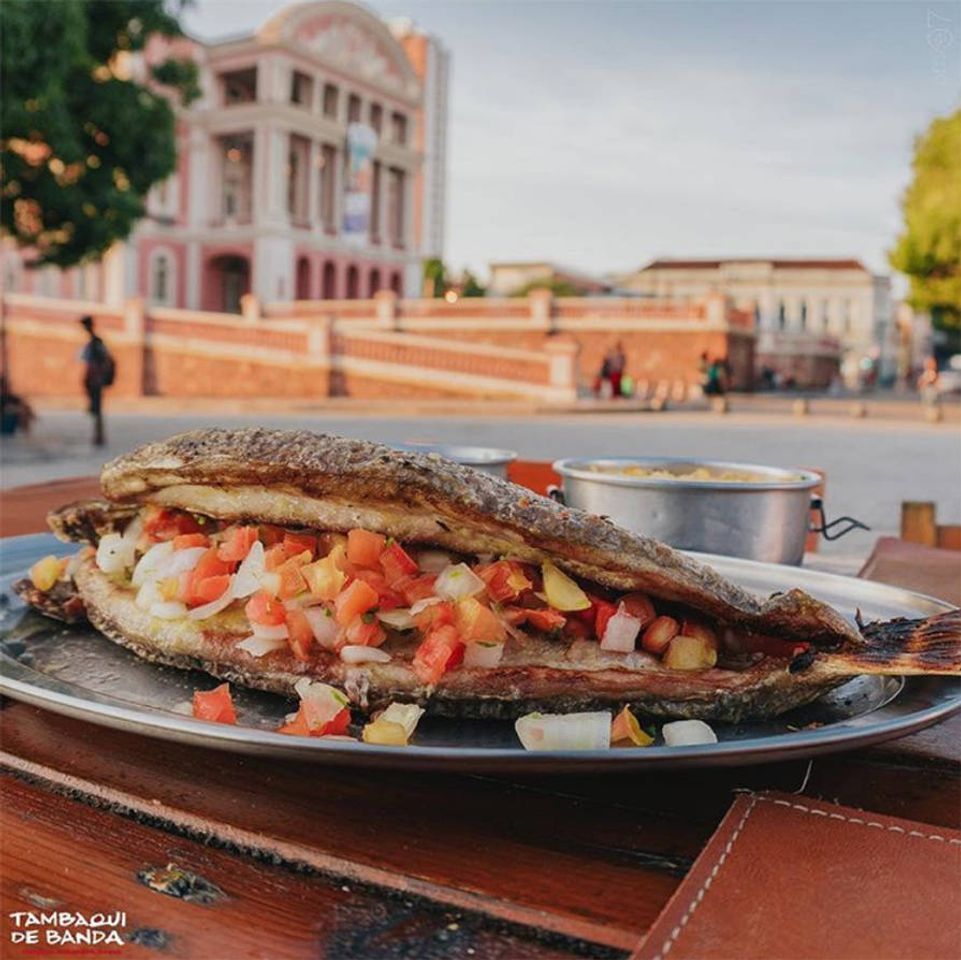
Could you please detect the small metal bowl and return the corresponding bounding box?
[393,443,517,478]
[552,457,822,565]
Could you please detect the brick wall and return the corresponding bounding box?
[2,288,820,402]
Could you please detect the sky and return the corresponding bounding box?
[184,0,961,282]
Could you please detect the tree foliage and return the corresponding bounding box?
[422,257,447,297]
[461,270,485,297]
[889,109,961,331]
[510,277,579,297]
[1,0,199,269]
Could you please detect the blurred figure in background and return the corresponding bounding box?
[79,315,115,447]
[0,376,35,436]
[917,356,940,406]
[608,341,627,397]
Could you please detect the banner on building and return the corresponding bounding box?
[342,123,378,245]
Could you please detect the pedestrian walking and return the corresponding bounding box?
[917,356,940,407]
[79,315,115,447]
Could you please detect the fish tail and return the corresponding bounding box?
[810,609,961,676]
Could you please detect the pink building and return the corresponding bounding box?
[2,1,449,312]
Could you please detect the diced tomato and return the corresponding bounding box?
[563,617,593,641]
[352,568,404,610]
[593,599,619,640]
[397,574,438,605]
[259,524,287,547]
[187,574,231,606]
[278,704,350,737]
[346,529,386,568]
[282,531,317,559]
[523,607,567,632]
[218,526,259,562]
[276,556,309,599]
[455,598,506,644]
[192,683,236,724]
[413,599,455,633]
[302,554,346,601]
[413,624,465,685]
[173,532,209,550]
[286,608,314,662]
[345,616,387,648]
[380,542,418,585]
[500,606,528,626]
[334,578,379,626]
[477,560,533,603]
[143,506,204,541]
[265,544,289,571]
[245,591,287,626]
[621,592,656,628]
[194,547,235,580]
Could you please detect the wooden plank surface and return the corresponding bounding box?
[0,774,592,960]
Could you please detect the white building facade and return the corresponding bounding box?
[621,258,894,370]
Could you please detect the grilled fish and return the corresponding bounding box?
[14,428,961,722]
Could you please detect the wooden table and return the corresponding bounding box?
[1,479,958,959]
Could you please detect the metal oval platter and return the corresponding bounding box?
[1,533,958,772]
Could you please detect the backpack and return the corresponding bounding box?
[101,350,116,387]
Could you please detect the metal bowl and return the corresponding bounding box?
[392,443,517,478]
[552,457,822,565]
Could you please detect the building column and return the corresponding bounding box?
[102,243,127,306]
[307,140,320,232]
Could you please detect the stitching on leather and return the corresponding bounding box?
[763,798,961,844]
[651,794,961,959]
[653,793,759,960]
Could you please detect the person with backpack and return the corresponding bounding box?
[79,315,115,447]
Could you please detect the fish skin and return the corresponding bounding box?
[95,428,860,645]
[19,427,959,722]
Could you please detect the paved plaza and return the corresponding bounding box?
[2,408,959,562]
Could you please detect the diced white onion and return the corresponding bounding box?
[96,533,136,574]
[260,571,281,597]
[600,605,642,653]
[121,515,143,550]
[304,607,340,649]
[157,546,206,579]
[515,711,612,751]
[131,540,174,586]
[409,596,441,616]
[135,579,162,610]
[188,580,236,620]
[340,645,391,664]
[464,641,505,668]
[662,720,718,747]
[377,608,415,630]
[379,702,425,739]
[435,563,486,600]
[149,600,188,620]
[417,550,453,573]
[251,622,289,642]
[237,634,287,657]
[231,541,265,598]
[294,678,349,728]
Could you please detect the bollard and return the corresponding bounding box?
[850,401,867,418]
[924,402,943,423]
[711,396,729,414]
[650,396,668,412]
[793,398,809,417]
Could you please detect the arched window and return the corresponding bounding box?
[390,271,402,296]
[322,261,337,299]
[777,301,786,330]
[296,256,311,300]
[346,265,359,299]
[368,268,381,297]
[799,300,807,331]
[151,253,171,305]
[821,300,830,331]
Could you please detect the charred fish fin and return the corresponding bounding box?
[789,649,818,673]
[47,498,137,545]
[823,609,961,676]
[12,577,88,624]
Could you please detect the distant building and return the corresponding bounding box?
[487,261,612,297]
[620,258,893,366]
[2,1,449,311]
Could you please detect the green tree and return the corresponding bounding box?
[1,0,199,269]
[422,257,447,298]
[889,109,961,334]
[510,277,579,297]
[461,270,485,297]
